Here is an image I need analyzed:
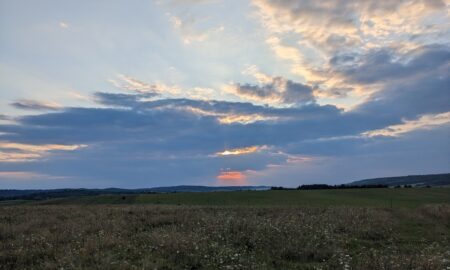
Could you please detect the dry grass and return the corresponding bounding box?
[1,205,449,269]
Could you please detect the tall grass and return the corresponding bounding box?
[1,205,449,269]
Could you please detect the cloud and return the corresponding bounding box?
[340,45,450,84]
[248,125,450,186]
[0,93,335,187]
[265,36,323,82]
[363,112,450,137]
[0,152,42,163]
[0,142,85,152]
[110,74,218,101]
[232,76,315,106]
[59,21,69,29]
[11,99,62,111]
[1,42,449,187]
[352,50,450,122]
[0,141,86,162]
[94,93,279,124]
[168,14,224,45]
[1,0,448,189]
[253,0,446,53]
[216,145,267,156]
[1,85,448,187]
[250,0,450,106]
[109,74,180,95]
[93,92,155,107]
[68,91,93,102]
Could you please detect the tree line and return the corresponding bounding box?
[271,184,389,190]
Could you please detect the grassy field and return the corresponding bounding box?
[1,188,449,269]
[31,188,450,208]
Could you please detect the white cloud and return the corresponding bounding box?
[363,112,450,137]
[59,21,69,28]
[168,14,224,44]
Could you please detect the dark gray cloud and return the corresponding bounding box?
[340,45,450,84]
[1,84,447,188]
[355,68,450,121]
[346,45,450,126]
[234,77,315,105]
[11,99,61,111]
[252,125,450,186]
[93,92,156,107]
[0,99,343,148]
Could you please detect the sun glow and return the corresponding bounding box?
[216,171,248,186]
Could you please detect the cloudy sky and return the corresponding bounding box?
[0,0,449,189]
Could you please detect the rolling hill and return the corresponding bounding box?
[348,173,450,187]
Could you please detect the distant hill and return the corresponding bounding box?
[2,173,449,201]
[348,173,450,187]
[147,185,269,193]
[0,185,270,201]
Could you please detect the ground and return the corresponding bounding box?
[1,188,449,269]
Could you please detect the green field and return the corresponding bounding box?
[1,188,450,269]
[31,188,450,208]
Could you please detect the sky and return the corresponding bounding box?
[0,0,449,189]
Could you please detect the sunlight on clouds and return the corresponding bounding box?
[242,65,273,84]
[0,0,448,189]
[109,74,174,94]
[0,142,87,162]
[253,0,447,54]
[363,112,450,137]
[111,74,220,100]
[184,87,217,101]
[0,153,42,163]
[0,142,86,152]
[182,106,278,124]
[237,64,369,111]
[359,1,449,50]
[262,50,359,109]
[216,145,267,156]
[0,171,67,180]
[217,114,277,125]
[68,91,92,102]
[251,0,449,109]
[265,36,323,82]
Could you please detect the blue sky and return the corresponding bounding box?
[0,0,449,188]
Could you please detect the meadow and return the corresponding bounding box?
[34,188,450,208]
[1,188,449,269]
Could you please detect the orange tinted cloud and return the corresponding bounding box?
[217,171,247,186]
[0,142,87,162]
[216,145,266,156]
[183,106,277,125]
